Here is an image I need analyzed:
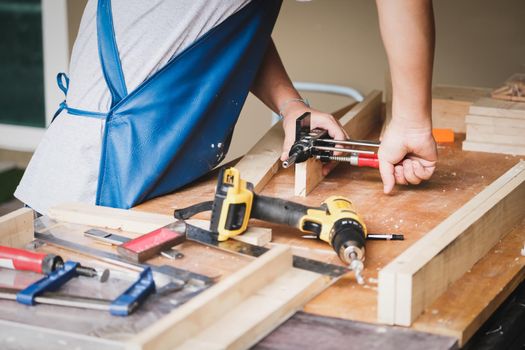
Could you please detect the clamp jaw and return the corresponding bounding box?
[282,112,380,169]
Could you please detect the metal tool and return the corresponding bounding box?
[0,245,109,282]
[34,218,214,291]
[282,112,380,169]
[367,234,404,241]
[174,167,364,282]
[0,259,155,316]
[85,228,185,260]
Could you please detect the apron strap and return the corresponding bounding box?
[97,0,128,108]
[52,72,108,122]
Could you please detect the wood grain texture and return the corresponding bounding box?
[432,85,491,133]
[378,161,525,326]
[469,98,525,119]
[235,121,284,193]
[0,207,34,248]
[135,132,521,342]
[466,122,525,137]
[129,245,328,350]
[294,91,382,197]
[412,219,525,346]
[465,127,525,145]
[294,158,324,197]
[466,114,525,128]
[463,140,525,156]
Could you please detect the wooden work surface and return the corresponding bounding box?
[136,134,524,328]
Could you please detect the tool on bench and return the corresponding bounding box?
[175,167,367,283]
[33,217,214,292]
[85,228,185,261]
[0,258,155,316]
[282,112,380,169]
[0,245,109,282]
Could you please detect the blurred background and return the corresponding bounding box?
[0,0,524,212]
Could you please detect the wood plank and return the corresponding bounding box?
[463,140,525,156]
[465,121,525,136]
[235,121,284,193]
[466,126,525,145]
[294,91,382,197]
[412,219,525,346]
[48,203,272,246]
[294,157,324,197]
[0,207,34,248]
[378,161,525,326]
[466,114,525,128]
[469,98,525,119]
[254,312,458,350]
[128,245,328,350]
[432,85,491,133]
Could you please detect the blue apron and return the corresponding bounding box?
[56,0,281,209]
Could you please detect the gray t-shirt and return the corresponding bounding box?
[15,0,251,215]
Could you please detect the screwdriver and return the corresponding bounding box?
[0,246,109,282]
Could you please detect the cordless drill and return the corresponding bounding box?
[209,167,368,282]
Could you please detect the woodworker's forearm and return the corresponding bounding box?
[250,39,301,114]
[376,0,435,127]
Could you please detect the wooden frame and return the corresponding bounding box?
[378,161,525,326]
[42,204,330,349]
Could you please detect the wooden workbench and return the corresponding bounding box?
[0,132,522,349]
[135,133,524,344]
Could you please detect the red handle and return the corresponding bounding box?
[0,246,46,273]
[357,155,380,168]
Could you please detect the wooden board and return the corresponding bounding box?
[466,114,525,128]
[432,85,491,133]
[255,312,458,350]
[128,245,329,350]
[465,125,525,145]
[0,207,34,248]
[48,202,271,246]
[412,218,525,346]
[469,98,525,119]
[465,122,525,137]
[463,140,525,156]
[235,121,284,193]
[135,132,522,344]
[378,161,525,326]
[294,91,383,197]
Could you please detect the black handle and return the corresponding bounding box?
[251,195,311,229]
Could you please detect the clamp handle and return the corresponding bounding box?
[16,260,79,305]
[110,267,156,316]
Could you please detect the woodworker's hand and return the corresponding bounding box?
[280,102,348,175]
[378,119,437,194]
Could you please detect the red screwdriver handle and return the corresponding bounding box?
[0,246,48,274]
[357,155,380,168]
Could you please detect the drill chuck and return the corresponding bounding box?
[330,218,366,265]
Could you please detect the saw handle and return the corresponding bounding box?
[251,195,311,229]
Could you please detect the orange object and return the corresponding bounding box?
[432,128,455,143]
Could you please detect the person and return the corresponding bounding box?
[15,0,345,215]
[15,0,436,215]
[374,0,437,194]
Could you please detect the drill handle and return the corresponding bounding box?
[251,195,310,229]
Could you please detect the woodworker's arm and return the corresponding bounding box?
[376,0,437,193]
[251,39,347,175]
